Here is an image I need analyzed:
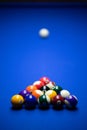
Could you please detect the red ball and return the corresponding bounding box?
[40,77,50,85]
[33,81,44,89]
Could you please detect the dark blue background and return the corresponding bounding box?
[0,3,87,130]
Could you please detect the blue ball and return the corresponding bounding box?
[25,94,37,109]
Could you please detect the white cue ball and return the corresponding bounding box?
[39,28,50,38]
[60,90,70,98]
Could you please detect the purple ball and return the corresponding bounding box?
[19,90,30,99]
[64,95,78,108]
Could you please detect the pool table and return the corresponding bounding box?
[0,2,87,130]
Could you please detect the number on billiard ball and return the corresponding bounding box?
[52,95,64,109]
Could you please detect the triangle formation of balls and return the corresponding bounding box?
[11,77,78,110]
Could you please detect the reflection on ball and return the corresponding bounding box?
[11,94,24,108]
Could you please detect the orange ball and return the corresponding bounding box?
[32,90,43,99]
[26,85,37,93]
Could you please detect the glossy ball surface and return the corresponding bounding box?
[11,94,24,108]
[19,89,30,99]
[60,90,70,98]
[32,90,43,99]
[40,77,50,85]
[40,86,50,91]
[46,81,55,89]
[33,80,44,89]
[52,86,63,94]
[45,90,57,101]
[64,95,78,108]
[26,85,37,93]
[38,94,50,108]
[39,28,50,38]
[25,94,37,109]
[52,95,64,108]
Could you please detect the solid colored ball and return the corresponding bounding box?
[39,28,50,38]
[60,89,70,98]
[38,94,50,108]
[25,94,37,109]
[64,95,78,108]
[32,90,43,99]
[26,85,37,93]
[40,77,50,85]
[52,95,64,109]
[52,86,63,94]
[33,80,44,89]
[19,89,30,99]
[45,90,57,101]
[40,86,50,91]
[11,94,24,108]
[46,81,55,89]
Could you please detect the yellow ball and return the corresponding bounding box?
[11,94,24,108]
[45,90,57,101]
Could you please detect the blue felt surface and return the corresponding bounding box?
[0,3,87,130]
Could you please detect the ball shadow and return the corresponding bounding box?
[24,106,36,111]
[66,106,78,111]
[10,106,23,111]
[38,106,50,111]
[52,106,64,111]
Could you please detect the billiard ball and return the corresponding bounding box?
[25,94,37,109]
[38,93,50,109]
[40,77,50,85]
[32,90,43,99]
[19,89,30,99]
[40,86,50,91]
[52,95,64,109]
[45,90,57,101]
[60,89,70,98]
[46,81,55,89]
[26,85,37,93]
[11,94,24,108]
[33,81,44,89]
[52,86,63,94]
[39,28,50,38]
[64,95,78,108]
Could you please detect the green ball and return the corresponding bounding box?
[52,86,63,94]
[38,94,50,109]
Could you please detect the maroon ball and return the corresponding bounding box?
[52,95,64,108]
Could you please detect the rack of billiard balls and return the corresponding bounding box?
[11,77,78,110]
